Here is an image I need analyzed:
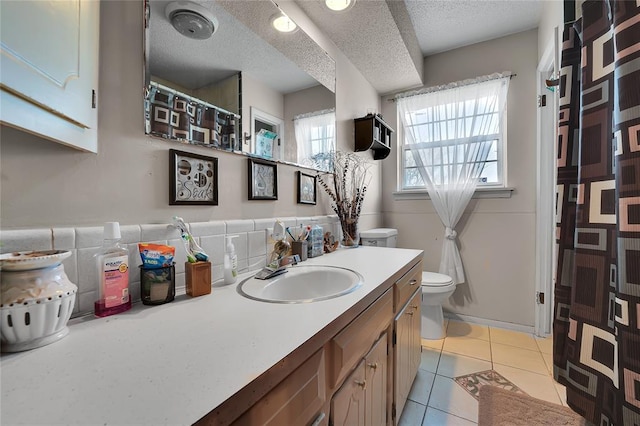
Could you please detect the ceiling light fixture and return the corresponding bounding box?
[165,1,218,40]
[271,13,298,33]
[325,0,355,12]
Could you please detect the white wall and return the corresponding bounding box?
[0,1,382,231]
[381,29,539,327]
[538,0,564,61]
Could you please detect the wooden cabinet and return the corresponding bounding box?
[392,263,422,424]
[330,289,393,388]
[393,290,421,424]
[331,333,388,426]
[0,0,99,152]
[354,114,394,160]
[232,349,326,426]
[331,359,366,426]
[199,257,423,426]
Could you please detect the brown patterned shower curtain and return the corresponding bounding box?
[553,1,640,424]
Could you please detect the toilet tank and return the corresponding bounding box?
[360,228,398,248]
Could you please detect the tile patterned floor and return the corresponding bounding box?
[399,320,567,425]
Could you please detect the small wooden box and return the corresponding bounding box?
[185,261,212,297]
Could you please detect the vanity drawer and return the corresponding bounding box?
[394,261,422,312]
[232,348,326,426]
[330,288,393,388]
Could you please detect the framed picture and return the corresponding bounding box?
[297,171,317,205]
[248,158,278,200]
[169,149,218,205]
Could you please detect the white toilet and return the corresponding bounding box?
[421,272,456,340]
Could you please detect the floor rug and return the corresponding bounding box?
[454,369,527,400]
[478,385,588,425]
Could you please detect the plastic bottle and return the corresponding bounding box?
[95,222,132,317]
[224,235,239,285]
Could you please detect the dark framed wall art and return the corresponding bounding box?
[248,158,278,200]
[169,149,218,205]
[297,171,317,205]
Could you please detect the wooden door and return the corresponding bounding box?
[408,290,422,380]
[365,333,388,426]
[394,303,413,425]
[331,360,366,426]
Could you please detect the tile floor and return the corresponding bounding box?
[398,320,566,425]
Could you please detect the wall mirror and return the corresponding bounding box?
[145,0,336,170]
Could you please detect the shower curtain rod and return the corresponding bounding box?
[389,72,516,102]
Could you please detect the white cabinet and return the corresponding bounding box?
[0,0,99,152]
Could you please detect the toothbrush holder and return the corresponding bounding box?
[185,261,212,297]
[291,240,308,261]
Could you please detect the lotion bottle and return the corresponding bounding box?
[94,222,132,317]
[224,235,239,285]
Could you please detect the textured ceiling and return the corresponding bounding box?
[297,0,542,94]
[405,0,543,56]
[149,0,543,96]
[148,0,324,94]
[297,0,424,94]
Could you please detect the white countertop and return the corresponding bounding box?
[1,247,422,425]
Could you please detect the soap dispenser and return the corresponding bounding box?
[224,235,239,284]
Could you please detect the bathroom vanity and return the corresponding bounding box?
[0,247,423,425]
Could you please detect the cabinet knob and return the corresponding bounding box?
[410,304,418,310]
[355,379,367,389]
[368,362,378,370]
[406,311,414,316]
[409,279,417,286]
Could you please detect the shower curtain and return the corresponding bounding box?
[553,1,640,424]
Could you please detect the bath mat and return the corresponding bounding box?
[478,385,588,425]
[454,369,527,400]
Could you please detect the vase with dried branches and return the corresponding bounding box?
[317,151,372,248]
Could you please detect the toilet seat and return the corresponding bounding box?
[422,271,454,287]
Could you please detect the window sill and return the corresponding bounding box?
[393,187,514,200]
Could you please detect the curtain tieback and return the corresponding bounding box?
[445,227,457,240]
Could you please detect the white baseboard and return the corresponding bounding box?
[444,312,540,335]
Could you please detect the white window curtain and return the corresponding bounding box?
[396,75,510,284]
[294,109,335,170]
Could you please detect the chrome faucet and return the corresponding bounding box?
[255,254,300,280]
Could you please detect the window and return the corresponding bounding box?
[397,76,510,191]
[294,109,336,171]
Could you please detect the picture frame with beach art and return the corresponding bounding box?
[169,149,218,205]
[297,171,317,205]
[248,158,278,200]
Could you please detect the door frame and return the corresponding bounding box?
[534,31,559,337]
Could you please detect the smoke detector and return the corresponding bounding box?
[165,1,217,40]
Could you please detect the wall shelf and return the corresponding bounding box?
[354,114,394,160]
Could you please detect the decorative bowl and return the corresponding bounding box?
[0,262,77,352]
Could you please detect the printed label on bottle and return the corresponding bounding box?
[103,255,130,308]
[231,256,237,278]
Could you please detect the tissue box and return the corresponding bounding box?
[185,261,212,297]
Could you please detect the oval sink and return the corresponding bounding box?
[237,265,363,303]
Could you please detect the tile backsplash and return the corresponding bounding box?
[0,215,341,318]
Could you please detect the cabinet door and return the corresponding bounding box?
[331,360,366,426]
[233,349,326,426]
[408,290,422,381]
[393,288,422,424]
[365,333,387,426]
[0,0,99,152]
[394,303,413,424]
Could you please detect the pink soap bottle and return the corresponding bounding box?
[94,222,132,317]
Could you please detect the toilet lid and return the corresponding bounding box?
[422,271,454,287]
